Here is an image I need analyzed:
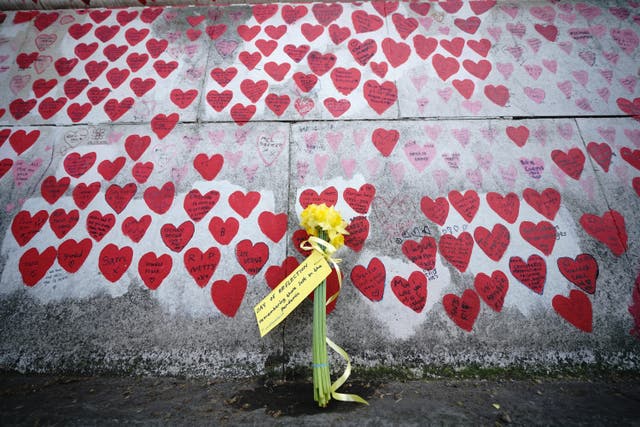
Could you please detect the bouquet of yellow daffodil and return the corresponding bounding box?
[299,203,367,408]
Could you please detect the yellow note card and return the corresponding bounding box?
[255,250,331,337]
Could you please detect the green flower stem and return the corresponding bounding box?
[313,229,331,407]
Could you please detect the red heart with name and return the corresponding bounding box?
[240,79,268,103]
[63,152,96,178]
[381,38,410,68]
[344,216,370,252]
[124,134,151,161]
[486,192,519,224]
[235,239,269,276]
[420,196,449,226]
[413,35,437,60]
[432,54,459,81]
[299,186,338,208]
[183,189,220,222]
[104,97,134,121]
[391,271,427,313]
[99,243,133,282]
[238,51,261,70]
[138,252,172,290]
[210,67,237,87]
[301,23,323,42]
[33,78,57,98]
[184,247,221,288]
[12,210,48,246]
[519,220,556,256]
[372,128,399,157]
[151,113,179,139]
[468,38,492,57]
[19,246,57,287]
[264,62,291,81]
[9,98,37,120]
[443,289,480,332]
[98,156,125,181]
[392,12,418,39]
[258,211,288,243]
[402,236,437,270]
[522,187,561,221]
[350,257,385,302]
[363,80,397,114]
[454,16,481,34]
[616,97,640,120]
[448,189,479,223]
[620,147,640,170]
[557,254,598,294]
[255,39,278,56]
[211,274,247,317]
[145,38,167,58]
[230,103,256,126]
[293,72,318,93]
[265,93,290,116]
[86,210,115,242]
[283,44,310,63]
[552,289,592,332]
[474,224,509,262]
[57,238,92,273]
[265,256,300,290]
[474,270,509,312]
[228,190,261,218]
[206,90,233,112]
[144,182,175,214]
[351,10,383,33]
[161,221,194,253]
[122,215,151,243]
[579,210,627,256]
[41,176,70,204]
[330,67,361,95]
[312,3,343,26]
[484,84,510,106]
[586,142,612,172]
[132,162,153,183]
[169,89,198,109]
[343,183,376,214]
[345,37,379,65]
[105,183,137,214]
[551,147,585,180]
[49,208,79,238]
[307,51,336,76]
[153,60,178,78]
[439,232,474,272]
[208,216,239,245]
[9,129,40,155]
[328,24,350,45]
[509,254,546,294]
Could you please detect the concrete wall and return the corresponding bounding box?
[0,1,639,377]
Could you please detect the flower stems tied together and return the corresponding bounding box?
[308,228,367,408]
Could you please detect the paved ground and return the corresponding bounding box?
[1,371,640,426]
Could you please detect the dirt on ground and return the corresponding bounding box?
[1,370,640,426]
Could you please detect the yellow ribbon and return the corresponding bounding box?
[300,236,343,306]
[301,236,368,406]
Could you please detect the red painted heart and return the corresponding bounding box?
[350,257,385,302]
[143,181,175,214]
[552,289,592,332]
[228,190,260,218]
[509,254,546,294]
[474,270,509,312]
[258,211,288,243]
[443,289,480,332]
[211,274,247,317]
[474,223,509,262]
[138,252,172,290]
[11,210,48,246]
[486,192,519,224]
[402,236,437,270]
[519,220,556,256]
[19,246,57,287]
[579,210,627,256]
[49,208,79,239]
[184,247,221,288]
[57,238,92,273]
[448,189,479,223]
[99,243,133,283]
[161,221,195,252]
[344,216,370,252]
[121,215,151,243]
[86,210,115,242]
[522,187,561,221]
[420,196,449,226]
[183,189,220,222]
[439,231,474,272]
[557,254,598,294]
[208,216,239,246]
[391,271,427,313]
[235,239,269,276]
[343,183,376,214]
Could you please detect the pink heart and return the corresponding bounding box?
[10,75,30,95]
[496,63,514,80]
[366,158,380,177]
[404,141,436,172]
[519,157,545,179]
[466,168,483,189]
[315,154,329,178]
[341,158,356,178]
[432,169,449,192]
[353,129,367,150]
[597,127,616,144]
[524,87,545,104]
[451,129,470,147]
[499,165,518,189]
[624,129,640,147]
[390,162,405,185]
[326,132,342,151]
[34,55,53,74]
[13,158,43,187]
[215,39,238,57]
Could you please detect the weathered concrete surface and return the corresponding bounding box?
[0,1,639,379]
[2,371,640,426]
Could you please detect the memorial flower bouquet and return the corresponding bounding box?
[254,203,366,408]
[299,203,367,408]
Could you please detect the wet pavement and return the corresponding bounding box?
[1,370,640,426]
